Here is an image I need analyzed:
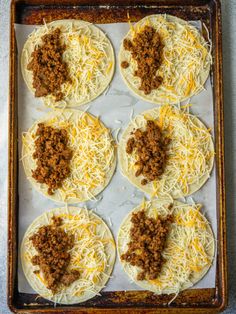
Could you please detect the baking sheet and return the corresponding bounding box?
[15,20,217,294]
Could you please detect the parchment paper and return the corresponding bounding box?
[15,21,217,293]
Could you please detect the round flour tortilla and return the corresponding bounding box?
[21,20,115,108]
[119,14,211,104]
[22,109,116,203]
[117,199,215,294]
[118,105,214,198]
[21,207,116,304]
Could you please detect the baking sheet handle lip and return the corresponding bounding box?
[210,0,228,312]
[3,304,230,314]
[218,0,228,311]
[8,1,18,313]
[9,0,223,7]
[10,0,214,6]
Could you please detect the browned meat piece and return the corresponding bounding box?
[33,270,40,274]
[51,216,63,226]
[29,216,80,293]
[60,270,80,287]
[126,137,135,154]
[141,179,148,185]
[121,210,173,281]
[121,61,130,69]
[32,123,72,195]
[27,28,71,101]
[122,26,164,94]
[126,120,170,185]
[123,38,133,51]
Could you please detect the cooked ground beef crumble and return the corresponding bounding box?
[30,216,80,293]
[126,120,170,185]
[121,209,173,281]
[121,26,164,95]
[32,123,72,195]
[27,28,71,101]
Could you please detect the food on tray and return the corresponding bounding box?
[118,105,214,198]
[26,28,71,102]
[117,199,215,294]
[22,110,116,203]
[21,207,116,304]
[30,215,80,293]
[121,26,164,95]
[121,205,173,281]
[21,20,115,108]
[119,14,211,104]
[126,120,170,186]
[31,123,72,195]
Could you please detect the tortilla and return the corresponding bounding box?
[117,199,215,294]
[22,109,116,203]
[21,20,115,108]
[119,14,211,104]
[118,105,214,198]
[21,206,116,304]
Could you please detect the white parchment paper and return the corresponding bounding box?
[15,21,217,294]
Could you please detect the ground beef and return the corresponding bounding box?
[27,28,71,101]
[60,270,81,287]
[121,209,173,281]
[121,61,130,69]
[126,137,135,154]
[126,120,169,185]
[121,26,163,95]
[32,123,72,195]
[30,216,80,293]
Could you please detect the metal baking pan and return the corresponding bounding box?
[8,0,227,312]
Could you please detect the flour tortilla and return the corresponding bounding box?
[119,14,211,104]
[118,106,214,198]
[22,109,116,203]
[21,19,115,108]
[117,199,215,294]
[21,206,116,304]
